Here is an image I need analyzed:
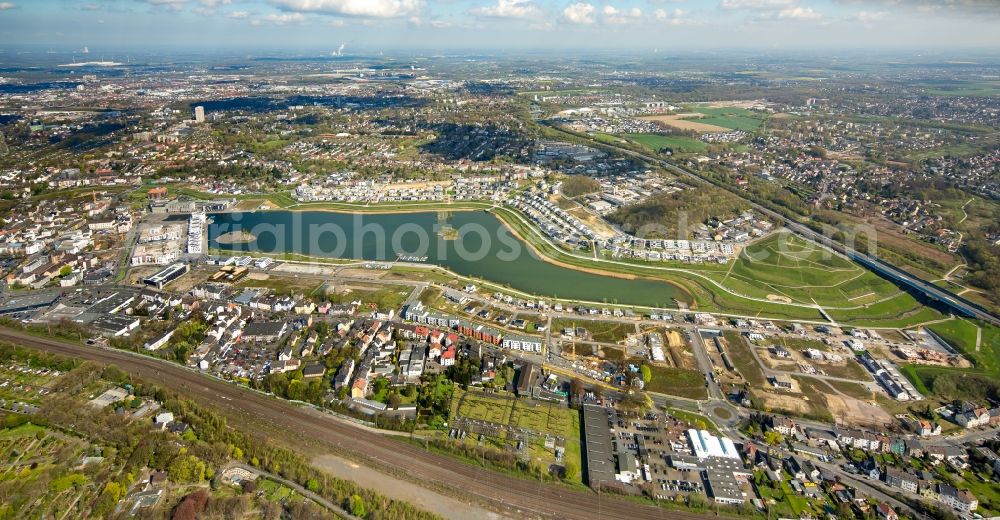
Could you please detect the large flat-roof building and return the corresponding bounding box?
[143,263,189,290]
[582,404,616,489]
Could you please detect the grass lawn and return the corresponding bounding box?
[779,336,829,351]
[644,365,708,400]
[626,134,708,153]
[257,478,297,502]
[0,422,47,438]
[721,231,902,307]
[326,283,412,311]
[928,318,979,351]
[958,470,1000,516]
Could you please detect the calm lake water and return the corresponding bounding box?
[208,210,684,307]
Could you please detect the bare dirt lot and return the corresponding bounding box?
[825,393,892,428]
[759,391,811,415]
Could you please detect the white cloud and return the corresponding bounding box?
[199,0,232,6]
[469,0,541,20]
[259,11,307,23]
[269,0,422,18]
[0,1,17,9]
[776,6,821,20]
[563,2,595,24]
[720,0,794,9]
[144,0,187,11]
[653,7,688,25]
[227,10,249,18]
[80,3,100,10]
[603,5,643,24]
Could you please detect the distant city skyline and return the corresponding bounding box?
[0,0,998,50]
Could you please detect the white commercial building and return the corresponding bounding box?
[687,429,740,460]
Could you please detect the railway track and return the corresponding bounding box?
[3,328,711,520]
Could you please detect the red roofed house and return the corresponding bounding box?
[441,345,456,366]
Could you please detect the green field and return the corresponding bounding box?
[685,106,765,131]
[928,318,980,351]
[644,365,708,400]
[626,134,708,153]
[934,320,1000,377]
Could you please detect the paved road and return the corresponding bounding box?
[2,327,721,520]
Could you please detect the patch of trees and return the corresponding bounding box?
[445,354,481,388]
[0,341,80,372]
[930,373,1000,403]
[961,241,1000,304]
[3,337,436,520]
[257,369,329,404]
[607,187,749,239]
[560,175,601,198]
[169,315,208,363]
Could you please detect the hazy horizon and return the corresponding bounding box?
[0,1,999,51]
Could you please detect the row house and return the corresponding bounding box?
[457,320,502,345]
[937,484,978,514]
[882,467,918,494]
[836,428,890,453]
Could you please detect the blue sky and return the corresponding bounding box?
[0,0,999,50]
